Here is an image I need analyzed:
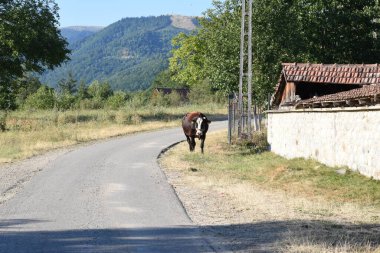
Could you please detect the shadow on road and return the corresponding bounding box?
[0,219,379,252]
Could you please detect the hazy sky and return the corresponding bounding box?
[55,0,214,27]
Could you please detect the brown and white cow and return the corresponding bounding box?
[182,112,211,154]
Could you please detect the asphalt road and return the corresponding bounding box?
[0,121,227,253]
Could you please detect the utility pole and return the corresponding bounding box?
[238,0,253,138]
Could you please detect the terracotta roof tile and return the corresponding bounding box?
[282,63,380,85]
[272,63,380,107]
[296,85,380,108]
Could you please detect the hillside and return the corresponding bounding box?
[60,26,104,46]
[41,15,197,91]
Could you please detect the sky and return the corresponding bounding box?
[55,0,214,27]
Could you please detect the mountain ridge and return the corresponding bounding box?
[42,15,197,91]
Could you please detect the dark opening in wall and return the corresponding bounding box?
[296,82,362,100]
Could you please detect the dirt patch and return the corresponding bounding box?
[159,140,380,252]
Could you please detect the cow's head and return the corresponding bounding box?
[193,116,211,137]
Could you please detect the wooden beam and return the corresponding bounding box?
[346,100,357,106]
[358,98,371,105]
[321,101,333,107]
[333,101,345,107]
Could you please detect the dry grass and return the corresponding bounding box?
[160,130,380,252]
[0,104,226,163]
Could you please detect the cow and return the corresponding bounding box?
[182,112,211,154]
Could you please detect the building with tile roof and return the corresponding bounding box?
[271,63,380,109]
[267,63,380,180]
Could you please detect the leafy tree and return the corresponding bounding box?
[169,0,241,94]
[76,81,89,101]
[105,91,127,109]
[151,69,182,89]
[0,84,16,110]
[252,0,380,101]
[15,76,43,107]
[56,91,76,110]
[24,85,56,110]
[83,80,113,109]
[0,0,70,109]
[169,0,380,105]
[199,0,241,94]
[169,33,206,87]
[58,72,77,94]
[87,80,113,100]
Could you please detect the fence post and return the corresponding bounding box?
[228,94,234,144]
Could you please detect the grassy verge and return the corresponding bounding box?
[171,131,380,207]
[160,130,380,252]
[0,103,226,163]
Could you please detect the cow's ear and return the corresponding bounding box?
[207,120,211,124]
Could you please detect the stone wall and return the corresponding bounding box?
[267,106,380,179]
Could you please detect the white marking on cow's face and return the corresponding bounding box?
[196,117,204,136]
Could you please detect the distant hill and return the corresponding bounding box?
[41,15,197,91]
[60,26,104,46]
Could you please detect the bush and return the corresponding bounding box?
[56,92,76,110]
[105,91,127,109]
[24,86,55,110]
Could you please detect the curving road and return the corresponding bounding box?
[0,121,227,253]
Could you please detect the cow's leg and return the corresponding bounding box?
[186,135,192,151]
[190,136,196,151]
[200,135,206,154]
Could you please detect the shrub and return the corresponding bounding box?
[105,91,127,109]
[56,92,76,110]
[24,86,55,110]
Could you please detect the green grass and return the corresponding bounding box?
[174,131,380,207]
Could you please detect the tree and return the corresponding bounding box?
[76,80,89,101]
[169,33,206,87]
[105,91,127,109]
[151,69,182,89]
[15,75,43,107]
[169,0,380,105]
[58,72,77,95]
[169,0,241,95]
[0,0,70,109]
[24,85,56,110]
[87,80,113,100]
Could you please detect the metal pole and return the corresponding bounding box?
[247,0,253,137]
[228,94,233,144]
[238,0,246,137]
